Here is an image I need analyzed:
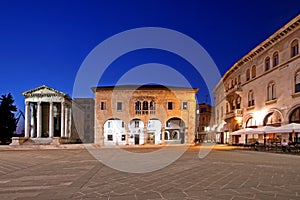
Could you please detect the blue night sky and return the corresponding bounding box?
[1,0,300,113]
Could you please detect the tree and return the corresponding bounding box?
[0,93,17,144]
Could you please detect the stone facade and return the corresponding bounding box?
[92,85,198,145]
[213,14,300,144]
[73,98,94,143]
[196,103,214,142]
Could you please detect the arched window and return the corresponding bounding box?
[295,71,300,93]
[265,57,270,71]
[238,75,241,84]
[267,82,276,101]
[290,107,300,123]
[142,101,148,114]
[273,52,279,67]
[251,65,256,78]
[246,117,256,128]
[248,90,254,107]
[135,101,141,114]
[150,100,155,114]
[236,96,241,109]
[291,39,299,58]
[246,68,250,81]
[263,111,282,126]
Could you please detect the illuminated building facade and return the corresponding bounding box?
[213,14,300,144]
[92,85,198,146]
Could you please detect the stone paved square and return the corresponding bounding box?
[0,146,300,200]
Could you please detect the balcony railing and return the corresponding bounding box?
[225,84,242,94]
[225,109,243,119]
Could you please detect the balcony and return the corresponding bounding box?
[225,84,242,95]
[225,109,243,120]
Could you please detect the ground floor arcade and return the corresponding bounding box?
[101,117,186,146]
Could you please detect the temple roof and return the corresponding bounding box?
[22,85,71,99]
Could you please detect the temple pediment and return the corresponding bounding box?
[22,85,70,98]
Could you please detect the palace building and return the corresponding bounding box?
[213,14,300,144]
[92,85,198,146]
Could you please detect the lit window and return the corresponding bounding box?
[291,39,299,58]
[267,82,276,101]
[121,135,126,141]
[273,52,279,67]
[295,71,300,93]
[248,90,254,107]
[182,102,188,110]
[265,57,270,71]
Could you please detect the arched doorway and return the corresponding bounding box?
[165,117,185,144]
[289,107,300,143]
[103,118,126,145]
[263,111,282,127]
[128,119,144,145]
[147,118,162,144]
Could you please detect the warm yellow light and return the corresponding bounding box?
[235,116,243,124]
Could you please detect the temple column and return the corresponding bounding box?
[68,107,72,139]
[24,102,30,138]
[61,102,65,138]
[64,105,68,138]
[49,102,54,138]
[37,102,42,138]
[30,104,35,138]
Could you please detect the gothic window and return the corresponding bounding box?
[267,82,276,101]
[246,68,250,81]
[265,57,270,71]
[150,100,155,114]
[135,101,141,114]
[273,52,279,67]
[248,90,254,107]
[142,101,148,110]
[291,39,299,58]
[251,65,256,78]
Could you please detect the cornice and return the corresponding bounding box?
[222,14,300,83]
